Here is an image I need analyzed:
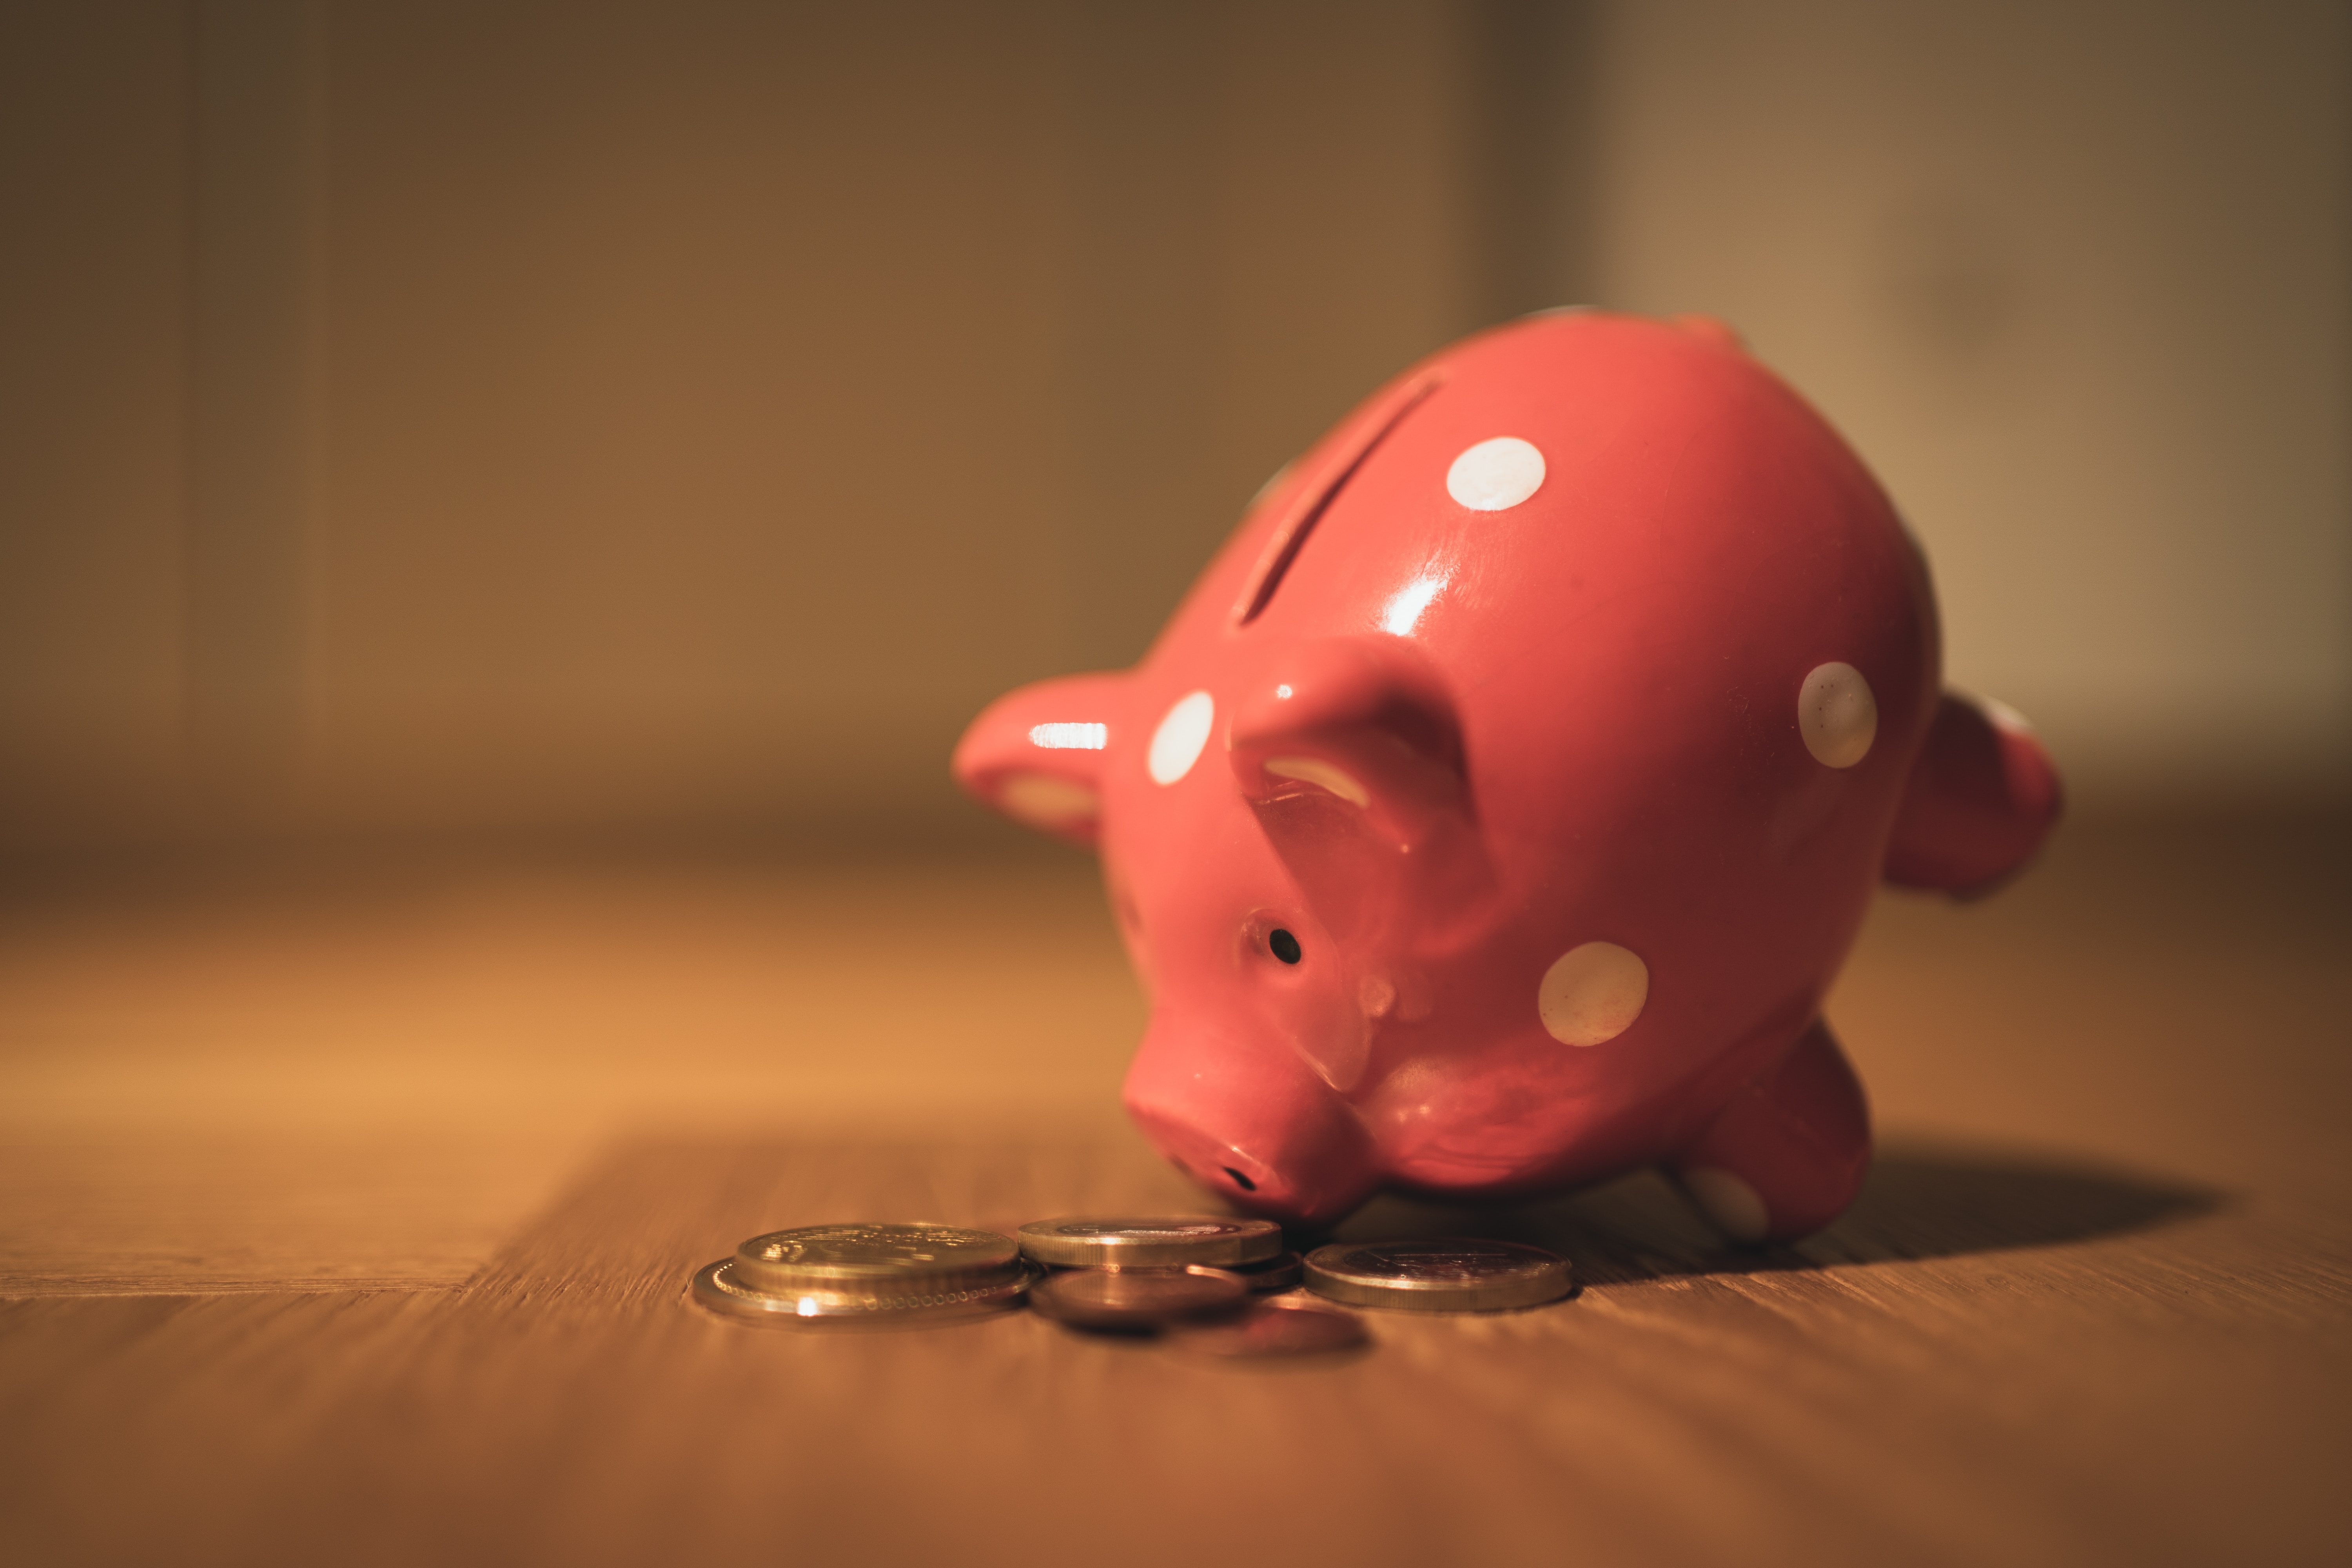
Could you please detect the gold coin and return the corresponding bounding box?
[1302,1238,1573,1312]
[691,1258,1035,1327]
[1016,1216,1283,1269]
[731,1223,1021,1301]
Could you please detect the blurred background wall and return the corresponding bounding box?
[0,0,2344,858]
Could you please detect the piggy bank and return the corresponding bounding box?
[953,312,2060,1241]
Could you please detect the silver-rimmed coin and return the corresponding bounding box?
[1303,1237,1573,1312]
[1029,1265,1248,1330]
[731,1223,1022,1302]
[1017,1216,1283,1269]
[1169,1295,1369,1358]
[691,1258,1037,1327]
[1226,1250,1304,1292]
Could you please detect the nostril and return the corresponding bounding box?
[1223,1167,1258,1192]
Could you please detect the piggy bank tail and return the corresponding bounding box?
[1883,691,2063,897]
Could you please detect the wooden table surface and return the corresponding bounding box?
[2,817,2346,1566]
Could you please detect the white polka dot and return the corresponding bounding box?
[996,773,1098,828]
[1537,941,1649,1046]
[1148,690,1216,786]
[1682,1166,1769,1243]
[1798,661,1877,768]
[1446,437,1545,511]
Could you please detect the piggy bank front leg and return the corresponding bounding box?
[1668,1019,1871,1244]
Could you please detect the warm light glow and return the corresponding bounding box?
[996,773,1098,826]
[797,1296,819,1316]
[1265,755,1370,806]
[1028,722,1107,750]
[1380,570,1448,637]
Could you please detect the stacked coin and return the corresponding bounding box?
[1014,1215,1367,1356]
[1027,1265,1249,1330]
[692,1222,1037,1326]
[690,1216,1568,1347]
[1225,1249,1306,1293]
[1301,1236,1573,1312]
[1017,1216,1278,1332]
[1016,1215,1284,1269]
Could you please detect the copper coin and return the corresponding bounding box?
[1018,1216,1284,1269]
[1169,1296,1369,1359]
[1303,1237,1573,1312]
[1029,1266,1248,1330]
[1226,1250,1304,1292]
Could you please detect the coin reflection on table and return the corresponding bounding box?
[1303,1238,1573,1312]
[1017,1216,1284,1269]
[1169,1295,1369,1359]
[1029,1265,1249,1330]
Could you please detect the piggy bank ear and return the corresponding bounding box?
[953,672,1129,847]
[1227,637,1468,853]
[1884,691,2063,896]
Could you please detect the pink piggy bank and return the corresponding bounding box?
[953,312,2060,1241]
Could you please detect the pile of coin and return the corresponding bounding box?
[693,1214,1573,1354]
[1013,1215,1357,1356]
[691,1222,1037,1327]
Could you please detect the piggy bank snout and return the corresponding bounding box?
[1122,1012,1379,1225]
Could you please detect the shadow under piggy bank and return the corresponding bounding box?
[1326,1140,2224,1289]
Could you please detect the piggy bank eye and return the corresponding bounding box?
[1268,929,1303,965]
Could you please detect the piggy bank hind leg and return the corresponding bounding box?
[1669,1019,1870,1244]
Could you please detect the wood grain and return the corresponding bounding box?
[1,818,2346,1566]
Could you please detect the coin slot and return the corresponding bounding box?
[1268,929,1302,965]
[1223,1167,1257,1191]
[1232,375,1441,626]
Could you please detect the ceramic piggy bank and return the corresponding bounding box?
[953,312,2060,1241]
